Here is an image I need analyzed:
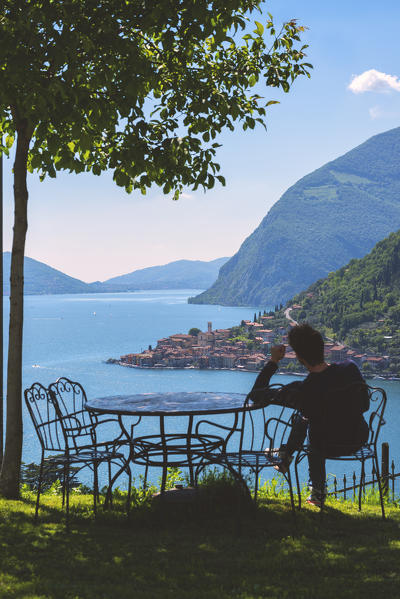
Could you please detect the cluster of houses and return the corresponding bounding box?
[117,316,388,372]
[120,321,269,370]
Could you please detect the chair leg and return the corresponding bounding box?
[358,461,365,512]
[126,465,132,519]
[65,462,70,531]
[286,468,296,515]
[34,458,45,524]
[143,464,149,490]
[93,464,99,516]
[108,461,113,507]
[286,468,297,532]
[62,462,67,508]
[161,464,167,494]
[254,468,259,502]
[294,454,302,510]
[373,455,386,520]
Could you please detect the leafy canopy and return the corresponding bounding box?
[0,0,311,197]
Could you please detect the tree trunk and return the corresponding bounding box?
[0,121,32,498]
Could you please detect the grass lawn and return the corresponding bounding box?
[1,484,399,599]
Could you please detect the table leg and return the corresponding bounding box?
[104,414,140,509]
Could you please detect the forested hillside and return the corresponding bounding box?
[288,230,400,368]
[190,127,400,307]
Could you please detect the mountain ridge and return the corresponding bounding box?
[2,253,229,295]
[104,257,228,290]
[189,127,400,307]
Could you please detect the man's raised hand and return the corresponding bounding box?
[270,344,286,364]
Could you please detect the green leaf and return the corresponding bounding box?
[254,21,264,36]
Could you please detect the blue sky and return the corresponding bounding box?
[3,0,400,282]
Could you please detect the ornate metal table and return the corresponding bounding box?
[85,391,260,492]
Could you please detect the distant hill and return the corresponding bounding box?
[189,127,400,307]
[2,253,229,295]
[103,257,229,290]
[2,252,94,295]
[287,229,400,364]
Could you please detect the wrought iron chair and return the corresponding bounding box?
[195,387,299,513]
[24,381,131,527]
[49,377,131,505]
[294,383,387,518]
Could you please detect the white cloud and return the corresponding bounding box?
[348,69,400,94]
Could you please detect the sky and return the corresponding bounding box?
[3,0,400,283]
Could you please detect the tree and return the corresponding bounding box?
[188,327,201,336]
[0,1,311,497]
[362,361,373,373]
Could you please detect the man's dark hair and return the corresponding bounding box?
[288,323,324,366]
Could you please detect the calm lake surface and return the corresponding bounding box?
[6,290,400,489]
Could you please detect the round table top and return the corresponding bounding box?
[86,391,259,416]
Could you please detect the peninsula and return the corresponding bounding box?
[108,311,395,377]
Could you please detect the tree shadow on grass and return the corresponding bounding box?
[0,493,399,599]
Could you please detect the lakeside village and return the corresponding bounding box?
[108,308,396,379]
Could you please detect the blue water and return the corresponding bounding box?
[5,290,400,490]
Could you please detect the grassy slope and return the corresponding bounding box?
[1,493,399,599]
[190,127,400,307]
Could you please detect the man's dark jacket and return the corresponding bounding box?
[251,359,370,455]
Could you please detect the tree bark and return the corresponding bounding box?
[0,119,32,498]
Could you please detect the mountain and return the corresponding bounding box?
[286,229,400,364]
[189,127,400,307]
[2,252,95,295]
[2,253,229,295]
[103,257,229,290]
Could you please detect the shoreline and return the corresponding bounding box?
[107,359,305,377]
[105,359,400,381]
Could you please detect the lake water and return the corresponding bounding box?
[6,290,400,490]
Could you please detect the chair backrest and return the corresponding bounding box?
[263,406,300,452]
[365,385,387,448]
[239,384,298,453]
[48,377,97,451]
[24,382,67,452]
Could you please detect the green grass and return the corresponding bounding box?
[1,477,399,599]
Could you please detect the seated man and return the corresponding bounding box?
[250,323,369,507]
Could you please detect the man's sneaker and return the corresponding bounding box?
[306,489,325,508]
